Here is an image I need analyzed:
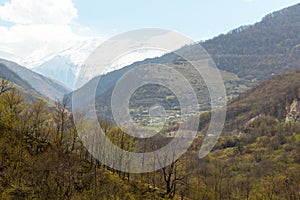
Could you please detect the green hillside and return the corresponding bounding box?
[0,63,45,102]
[181,69,300,199]
[201,3,300,81]
[0,59,70,101]
[194,69,300,134]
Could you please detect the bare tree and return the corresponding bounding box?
[52,96,74,153]
[156,139,190,198]
[0,79,11,95]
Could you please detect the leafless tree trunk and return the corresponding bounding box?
[0,79,11,95]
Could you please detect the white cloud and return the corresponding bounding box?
[0,0,99,68]
[0,24,79,43]
[0,23,100,68]
[0,0,78,24]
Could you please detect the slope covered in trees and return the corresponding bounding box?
[0,80,186,199]
[172,69,300,199]
[194,69,300,134]
[201,3,300,81]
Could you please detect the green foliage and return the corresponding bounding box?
[0,84,169,200]
[185,119,300,200]
[180,68,300,199]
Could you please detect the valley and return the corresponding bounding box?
[0,2,300,199]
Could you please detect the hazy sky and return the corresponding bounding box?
[0,0,299,40]
[71,0,300,40]
[0,0,299,62]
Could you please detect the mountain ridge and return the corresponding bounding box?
[0,59,70,100]
[0,63,45,102]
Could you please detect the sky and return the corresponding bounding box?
[70,0,300,40]
[0,0,299,65]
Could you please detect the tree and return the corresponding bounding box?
[52,97,77,154]
[29,100,49,139]
[155,139,190,198]
[0,79,11,95]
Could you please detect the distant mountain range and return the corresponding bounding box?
[0,38,102,89]
[69,3,300,121]
[0,37,164,89]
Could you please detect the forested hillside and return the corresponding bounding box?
[201,3,300,81]
[171,69,300,199]
[194,69,300,134]
[0,80,174,199]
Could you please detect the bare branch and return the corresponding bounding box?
[0,79,11,95]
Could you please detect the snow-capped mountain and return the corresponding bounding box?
[108,49,166,74]
[31,38,103,89]
[0,37,103,89]
[33,55,77,89]
[0,37,165,90]
[33,40,165,89]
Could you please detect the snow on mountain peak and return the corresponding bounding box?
[1,37,165,90]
